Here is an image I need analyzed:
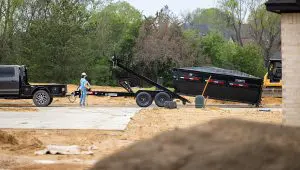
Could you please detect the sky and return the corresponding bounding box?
[124,0,217,17]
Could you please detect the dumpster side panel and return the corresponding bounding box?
[173,68,263,105]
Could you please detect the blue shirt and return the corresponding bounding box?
[80,78,88,91]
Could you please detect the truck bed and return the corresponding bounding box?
[21,84,67,97]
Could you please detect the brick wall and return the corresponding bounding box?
[281,13,300,126]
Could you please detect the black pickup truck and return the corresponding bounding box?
[0,65,67,107]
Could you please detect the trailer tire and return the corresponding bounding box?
[154,92,172,107]
[136,92,153,107]
[33,90,51,107]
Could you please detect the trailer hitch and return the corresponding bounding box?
[67,92,77,103]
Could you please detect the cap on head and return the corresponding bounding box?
[81,72,87,77]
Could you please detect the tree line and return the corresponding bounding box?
[0,0,280,86]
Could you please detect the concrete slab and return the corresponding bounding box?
[0,107,141,130]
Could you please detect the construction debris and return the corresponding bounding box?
[35,145,94,155]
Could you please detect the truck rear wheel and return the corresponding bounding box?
[33,90,51,107]
[136,92,153,107]
[154,92,172,107]
[49,97,53,105]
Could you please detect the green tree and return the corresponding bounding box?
[218,0,249,46]
[201,32,266,77]
[248,4,281,65]
[183,29,204,65]
[22,0,92,83]
[88,1,142,62]
[87,1,142,85]
[200,32,225,65]
[184,8,229,33]
[0,0,24,62]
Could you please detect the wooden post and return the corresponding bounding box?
[202,76,212,96]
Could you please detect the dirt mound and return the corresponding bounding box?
[8,137,44,153]
[16,137,43,151]
[91,119,300,170]
[0,130,43,153]
[0,130,19,145]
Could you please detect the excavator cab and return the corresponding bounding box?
[267,59,282,83]
[263,53,282,97]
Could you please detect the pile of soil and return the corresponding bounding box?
[0,130,19,145]
[0,130,43,154]
[11,137,43,152]
[92,119,300,170]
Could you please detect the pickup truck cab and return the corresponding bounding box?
[0,65,67,107]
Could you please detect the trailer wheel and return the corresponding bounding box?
[154,92,172,107]
[136,92,153,107]
[33,90,51,107]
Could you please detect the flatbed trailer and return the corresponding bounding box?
[69,57,190,107]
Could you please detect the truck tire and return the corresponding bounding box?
[136,92,153,107]
[49,97,53,105]
[33,90,51,107]
[154,92,172,107]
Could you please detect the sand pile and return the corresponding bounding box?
[92,119,300,170]
[0,130,19,145]
[16,137,43,151]
[0,130,43,153]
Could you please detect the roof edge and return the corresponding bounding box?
[266,0,300,13]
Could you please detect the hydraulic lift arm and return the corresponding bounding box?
[111,56,190,104]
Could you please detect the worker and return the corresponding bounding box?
[79,72,91,107]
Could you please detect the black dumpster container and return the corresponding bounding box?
[172,67,263,105]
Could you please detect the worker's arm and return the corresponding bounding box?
[85,81,91,89]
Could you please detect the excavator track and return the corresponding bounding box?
[262,87,282,98]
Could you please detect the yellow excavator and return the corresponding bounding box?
[263,52,282,97]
